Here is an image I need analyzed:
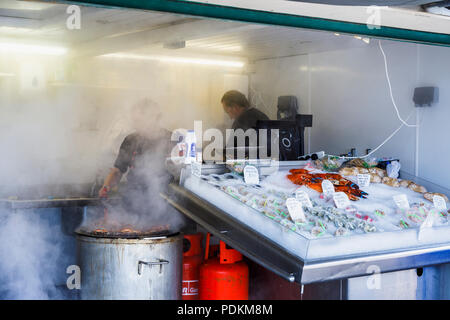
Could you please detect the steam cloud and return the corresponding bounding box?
[0,5,237,299]
[0,81,190,300]
[0,209,67,299]
[0,94,189,298]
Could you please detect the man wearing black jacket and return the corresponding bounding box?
[221,90,269,131]
[221,90,269,159]
[99,99,174,216]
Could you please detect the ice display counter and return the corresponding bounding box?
[163,162,450,286]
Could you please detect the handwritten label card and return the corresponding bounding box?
[191,161,202,177]
[243,165,259,185]
[357,174,371,188]
[393,194,410,209]
[295,190,313,208]
[433,195,447,211]
[418,211,437,241]
[333,192,351,209]
[286,198,306,223]
[322,180,335,197]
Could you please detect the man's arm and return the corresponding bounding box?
[99,167,123,197]
[98,134,134,197]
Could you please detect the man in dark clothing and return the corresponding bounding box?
[221,90,269,159]
[221,90,269,131]
[112,130,172,194]
[98,99,175,217]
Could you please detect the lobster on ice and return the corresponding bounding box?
[287,169,368,201]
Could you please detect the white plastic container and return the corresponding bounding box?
[184,130,196,164]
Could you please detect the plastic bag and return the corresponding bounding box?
[386,161,401,178]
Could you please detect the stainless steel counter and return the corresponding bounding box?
[161,164,450,286]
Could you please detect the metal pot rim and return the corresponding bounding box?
[75,227,179,239]
[75,231,182,244]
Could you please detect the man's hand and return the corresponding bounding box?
[98,167,123,198]
[99,185,110,198]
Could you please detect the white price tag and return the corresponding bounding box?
[286,198,306,223]
[357,174,371,188]
[243,165,259,185]
[321,180,335,197]
[393,194,410,209]
[418,211,437,241]
[191,161,202,177]
[333,192,351,209]
[422,213,435,229]
[295,190,313,208]
[433,195,447,211]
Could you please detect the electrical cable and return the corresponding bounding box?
[327,112,413,160]
[324,40,421,160]
[249,40,420,160]
[378,40,418,128]
[249,81,272,112]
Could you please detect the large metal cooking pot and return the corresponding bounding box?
[76,232,182,300]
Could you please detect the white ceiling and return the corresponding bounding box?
[184,26,368,60]
[0,0,373,61]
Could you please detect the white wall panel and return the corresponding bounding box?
[308,41,418,174]
[251,40,450,186]
[416,45,450,189]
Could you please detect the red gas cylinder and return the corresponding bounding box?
[182,233,203,300]
[199,233,249,300]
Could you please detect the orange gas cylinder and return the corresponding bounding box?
[182,233,203,300]
[199,233,249,300]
